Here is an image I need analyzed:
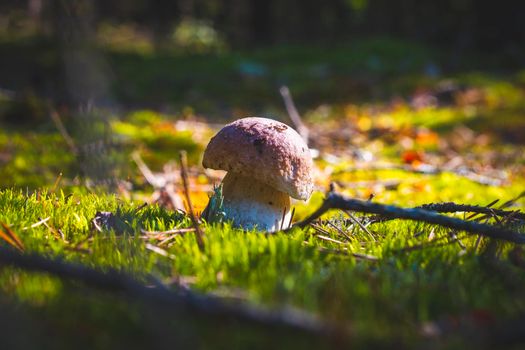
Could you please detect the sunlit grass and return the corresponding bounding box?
[0,180,524,347]
[0,39,525,347]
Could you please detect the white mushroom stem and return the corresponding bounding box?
[221,172,291,232]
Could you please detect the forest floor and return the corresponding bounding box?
[0,37,525,349]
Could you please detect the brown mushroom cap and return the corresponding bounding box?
[202,117,313,200]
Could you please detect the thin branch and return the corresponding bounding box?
[465,199,499,221]
[51,172,63,193]
[290,191,525,244]
[140,227,196,236]
[0,223,24,250]
[50,108,78,154]
[417,203,525,221]
[145,243,176,260]
[280,207,288,230]
[499,191,525,210]
[325,220,353,241]
[0,222,24,251]
[179,151,205,251]
[0,246,338,336]
[288,207,296,228]
[343,210,376,241]
[315,234,345,245]
[132,152,166,188]
[368,201,525,224]
[22,217,51,230]
[279,86,309,145]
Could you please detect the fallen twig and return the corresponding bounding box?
[140,227,196,247]
[41,218,68,242]
[343,210,376,241]
[50,108,78,155]
[179,151,205,252]
[368,201,525,224]
[290,191,525,244]
[145,243,176,260]
[417,203,525,221]
[0,246,338,336]
[325,220,353,241]
[132,152,166,188]
[465,199,499,222]
[315,234,345,245]
[140,227,196,236]
[51,172,63,193]
[279,86,309,145]
[0,222,24,251]
[22,217,51,230]
[132,152,185,211]
[499,191,525,210]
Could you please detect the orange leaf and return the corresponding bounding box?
[402,150,424,164]
[416,130,439,146]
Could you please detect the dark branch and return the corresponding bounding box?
[292,192,525,244]
[0,246,339,336]
[416,202,525,221]
[368,202,525,224]
[368,202,525,223]
[179,151,205,251]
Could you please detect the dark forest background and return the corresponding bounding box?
[1,0,524,115]
[2,0,524,53]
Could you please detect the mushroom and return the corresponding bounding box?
[202,117,313,231]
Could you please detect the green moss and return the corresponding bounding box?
[0,186,524,347]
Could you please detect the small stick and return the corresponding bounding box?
[158,234,185,247]
[51,172,63,193]
[310,223,332,237]
[50,108,78,154]
[418,202,525,221]
[344,210,376,241]
[289,191,525,244]
[41,218,67,242]
[465,199,499,221]
[136,202,148,211]
[325,220,353,241]
[22,217,51,230]
[164,183,186,212]
[498,190,525,210]
[0,222,24,251]
[132,152,165,188]
[141,227,196,236]
[288,207,296,228]
[179,151,205,252]
[145,243,176,260]
[369,201,525,225]
[315,235,345,245]
[279,86,309,145]
[0,223,24,250]
[280,207,288,231]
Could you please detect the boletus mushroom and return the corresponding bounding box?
[202,117,313,231]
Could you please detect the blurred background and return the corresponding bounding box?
[1,3,525,349]
[0,0,524,192]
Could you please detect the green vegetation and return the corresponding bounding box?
[1,185,524,348]
[1,33,525,349]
